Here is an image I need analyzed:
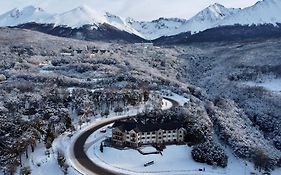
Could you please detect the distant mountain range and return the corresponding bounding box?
[1,0,281,43]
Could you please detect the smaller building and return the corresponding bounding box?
[111,119,186,147]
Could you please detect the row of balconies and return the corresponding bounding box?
[113,129,185,144]
[113,131,123,136]
[122,132,182,140]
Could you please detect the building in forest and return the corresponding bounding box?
[111,119,186,147]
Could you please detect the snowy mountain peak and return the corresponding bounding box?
[192,3,240,22]
[76,5,90,12]
[1,0,281,41]
[53,6,139,34]
[5,5,45,19]
[55,5,107,27]
[0,5,52,27]
[221,0,281,26]
[22,5,43,12]
[105,12,124,25]
[70,5,103,17]
[126,3,242,40]
[9,8,21,18]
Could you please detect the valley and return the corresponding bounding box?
[0,1,281,174]
[0,28,280,174]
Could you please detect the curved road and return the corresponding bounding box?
[71,97,179,175]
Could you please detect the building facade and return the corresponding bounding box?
[111,119,186,147]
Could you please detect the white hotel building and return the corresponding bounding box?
[112,119,186,147]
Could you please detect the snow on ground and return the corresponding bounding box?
[39,61,54,74]
[161,90,190,106]
[161,98,173,110]
[139,146,158,153]
[13,100,151,175]
[15,142,77,175]
[82,92,281,175]
[14,91,281,175]
[244,78,281,92]
[13,94,198,175]
[86,130,281,175]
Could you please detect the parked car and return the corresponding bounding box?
[100,129,106,133]
[144,161,154,167]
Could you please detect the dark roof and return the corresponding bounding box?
[112,119,138,132]
[113,120,183,133]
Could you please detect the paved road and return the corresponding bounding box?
[71,97,179,175]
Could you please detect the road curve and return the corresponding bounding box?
[70,97,179,175]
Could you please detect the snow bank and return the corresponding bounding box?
[87,136,281,175]
[161,98,173,110]
[244,78,281,92]
[161,90,190,106]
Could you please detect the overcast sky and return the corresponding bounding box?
[0,0,260,20]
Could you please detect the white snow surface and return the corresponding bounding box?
[52,6,106,28]
[161,90,190,106]
[221,0,281,26]
[0,5,140,35]
[0,6,53,27]
[129,0,281,40]
[1,1,281,40]
[139,146,158,153]
[161,98,173,110]
[127,0,281,39]
[244,78,281,92]
[16,142,77,175]
[87,129,281,175]
[127,3,240,40]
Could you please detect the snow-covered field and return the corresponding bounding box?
[244,78,281,92]
[15,140,77,175]
[161,90,190,106]
[86,129,281,175]
[161,98,173,110]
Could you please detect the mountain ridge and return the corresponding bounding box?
[1,0,281,41]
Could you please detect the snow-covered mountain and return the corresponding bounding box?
[0,5,141,36]
[221,0,281,26]
[185,3,240,32]
[1,0,281,40]
[126,3,240,40]
[52,6,141,35]
[129,0,281,40]
[52,6,106,28]
[0,6,53,27]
